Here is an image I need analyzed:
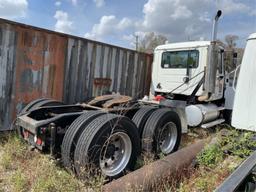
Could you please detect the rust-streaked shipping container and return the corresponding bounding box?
[0,18,152,131]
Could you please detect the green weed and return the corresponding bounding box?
[197,144,223,167]
[220,129,256,158]
[10,169,29,192]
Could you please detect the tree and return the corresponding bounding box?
[137,32,167,53]
[225,34,239,49]
[224,35,242,72]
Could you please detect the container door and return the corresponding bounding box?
[232,36,256,131]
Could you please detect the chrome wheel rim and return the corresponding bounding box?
[158,122,178,154]
[100,132,132,177]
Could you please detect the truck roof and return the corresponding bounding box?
[248,33,256,40]
[155,41,211,51]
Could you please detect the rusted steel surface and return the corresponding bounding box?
[0,18,152,131]
[103,140,205,192]
[88,94,132,108]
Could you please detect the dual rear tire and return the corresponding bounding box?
[62,113,140,180]
[62,107,182,180]
[133,107,182,156]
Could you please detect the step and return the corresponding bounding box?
[201,118,225,129]
[217,106,226,111]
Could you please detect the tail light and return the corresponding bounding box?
[34,135,43,146]
[36,137,43,145]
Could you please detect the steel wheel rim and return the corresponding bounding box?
[158,122,178,154]
[100,132,132,177]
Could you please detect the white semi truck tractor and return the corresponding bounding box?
[15,10,256,179]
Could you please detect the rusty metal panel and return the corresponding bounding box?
[0,23,17,130]
[0,18,152,131]
[62,38,152,104]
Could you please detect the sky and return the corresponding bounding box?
[0,0,255,49]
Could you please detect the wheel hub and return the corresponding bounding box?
[104,144,116,158]
[100,132,132,177]
[158,122,178,154]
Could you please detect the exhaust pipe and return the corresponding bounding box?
[212,10,222,41]
[200,10,222,101]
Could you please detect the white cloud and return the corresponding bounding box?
[117,18,132,30]
[127,31,147,42]
[170,6,192,20]
[54,10,73,33]
[55,1,61,7]
[71,0,77,6]
[199,12,211,23]
[122,34,134,42]
[0,0,28,19]
[122,32,147,47]
[84,0,255,47]
[139,0,254,42]
[85,15,116,39]
[218,0,250,14]
[94,0,105,8]
[85,15,133,40]
[141,0,213,41]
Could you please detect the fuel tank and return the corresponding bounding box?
[185,104,220,127]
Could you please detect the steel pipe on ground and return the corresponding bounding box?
[103,140,206,192]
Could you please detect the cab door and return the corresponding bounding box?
[155,49,202,95]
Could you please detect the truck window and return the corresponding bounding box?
[161,50,199,68]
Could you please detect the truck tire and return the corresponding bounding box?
[61,111,105,170]
[20,98,49,114]
[74,114,140,180]
[31,99,64,110]
[142,108,181,156]
[17,98,64,138]
[132,107,157,136]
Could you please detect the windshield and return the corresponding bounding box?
[161,50,199,68]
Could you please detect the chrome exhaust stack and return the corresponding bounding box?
[199,10,222,101]
[212,10,222,41]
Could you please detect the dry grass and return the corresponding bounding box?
[176,156,243,192]
[0,133,98,192]
[0,126,254,192]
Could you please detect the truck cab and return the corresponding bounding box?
[151,41,225,102]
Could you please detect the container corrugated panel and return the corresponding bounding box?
[232,34,256,131]
[0,18,152,131]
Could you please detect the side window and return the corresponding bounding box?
[161,50,199,68]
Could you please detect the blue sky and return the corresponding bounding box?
[0,0,256,48]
